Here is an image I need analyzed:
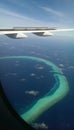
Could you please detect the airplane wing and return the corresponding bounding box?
[0,27,74,39]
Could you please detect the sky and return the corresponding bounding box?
[0,0,74,29]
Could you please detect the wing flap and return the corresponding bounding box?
[0,27,74,39]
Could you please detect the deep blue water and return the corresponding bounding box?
[0,36,74,130]
[0,59,55,114]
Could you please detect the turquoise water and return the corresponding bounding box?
[0,56,69,124]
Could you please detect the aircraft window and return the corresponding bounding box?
[0,0,74,130]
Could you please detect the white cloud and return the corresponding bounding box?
[20,78,26,82]
[32,122,48,129]
[0,7,46,28]
[35,66,44,70]
[59,64,64,68]
[0,7,65,28]
[25,90,39,96]
[30,73,36,77]
[41,6,63,17]
[0,7,40,22]
[67,66,74,69]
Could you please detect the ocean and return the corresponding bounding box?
[0,36,74,130]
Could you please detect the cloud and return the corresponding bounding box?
[20,78,26,82]
[35,64,44,70]
[0,7,38,22]
[35,66,44,70]
[0,7,65,28]
[0,7,46,27]
[67,66,74,69]
[30,73,36,76]
[25,90,39,96]
[32,122,48,129]
[59,64,64,68]
[41,6,63,17]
